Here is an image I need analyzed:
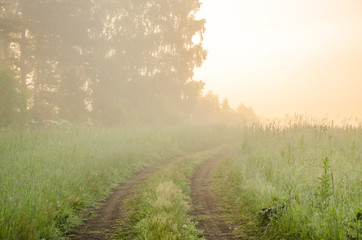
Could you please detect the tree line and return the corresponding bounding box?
[0,0,258,127]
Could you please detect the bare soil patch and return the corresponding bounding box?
[191,154,242,240]
[70,162,168,239]
[70,145,227,240]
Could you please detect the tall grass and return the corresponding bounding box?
[216,123,361,239]
[116,144,232,240]
[0,125,238,239]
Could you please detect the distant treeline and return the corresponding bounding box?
[0,0,257,126]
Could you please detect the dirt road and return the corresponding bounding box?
[191,154,241,240]
[71,160,171,239]
[70,145,228,239]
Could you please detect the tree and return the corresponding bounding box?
[91,0,207,124]
[1,0,208,125]
[0,66,28,126]
[18,0,92,121]
[237,103,258,122]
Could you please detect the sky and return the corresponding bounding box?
[194,0,362,119]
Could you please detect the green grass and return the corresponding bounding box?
[116,144,233,240]
[0,125,238,240]
[214,124,362,239]
[3,123,359,239]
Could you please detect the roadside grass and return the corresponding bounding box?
[115,144,233,240]
[0,125,238,240]
[214,124,361,239]
[213,157,260,240]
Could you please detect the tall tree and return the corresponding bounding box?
[1,0,208,125]
[0,66,28,126]
[18,0,92,121]
[91,0,207,124]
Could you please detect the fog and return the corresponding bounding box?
[195,0,362,119]
[0,0,260,127]
[1,0,361,128]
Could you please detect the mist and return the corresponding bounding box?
[1,2,361,239]
[195,0,362,120]
[0,0,257,127]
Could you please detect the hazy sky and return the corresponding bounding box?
[195,0,362,119]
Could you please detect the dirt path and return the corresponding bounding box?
[191,154,241,240]
[70,145,227,240]
[71,163,167,239]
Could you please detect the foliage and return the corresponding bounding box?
[0,125,239,239]
[0,0,209,124]
[315,157,334,208]
[0,1,258,126]
[0,66,29,126]
[214,123,362,239]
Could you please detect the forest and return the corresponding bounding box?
[0,0,257,127]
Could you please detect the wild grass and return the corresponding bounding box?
[215,123,361,239]
[0,125,238,239]
[115,145,231,240]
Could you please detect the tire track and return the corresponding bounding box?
[191,154,241,240]
[70,145,229,240]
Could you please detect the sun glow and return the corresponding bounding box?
[195,0,362,119]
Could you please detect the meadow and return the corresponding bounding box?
[0,125,238,239]
[1,122,361,240]
[215,123,361,239]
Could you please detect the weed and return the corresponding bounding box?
[315,157,334,208]
[214,124,362,239]
[0,126,239,239]
[346,210,362,240]
[258,198,289,225]
[115,147,229,239]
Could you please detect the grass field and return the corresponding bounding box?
[215,123,362,239]
[1,123,361,239]
[0,125,238,240]
[115,145,231,240]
